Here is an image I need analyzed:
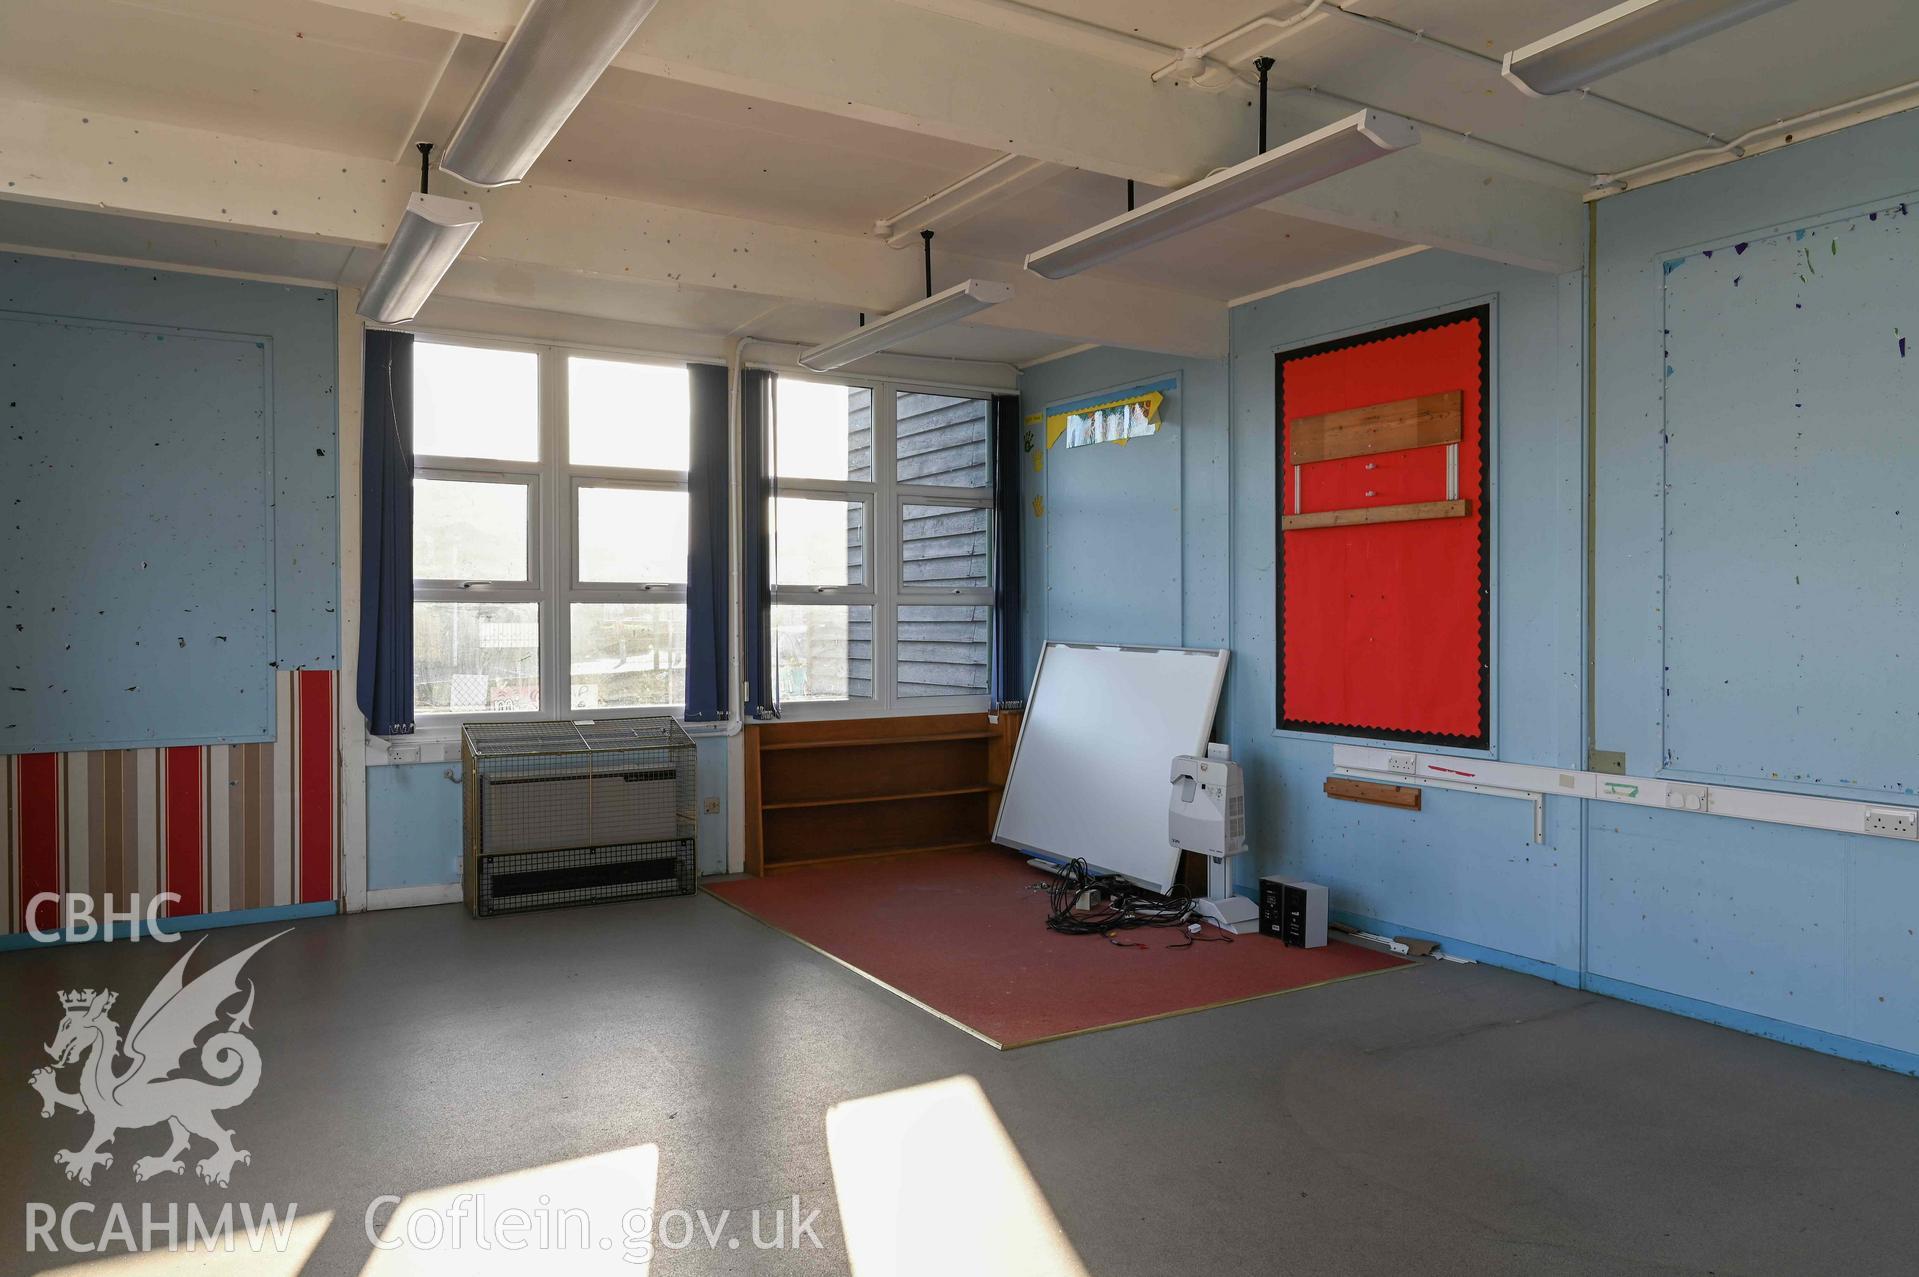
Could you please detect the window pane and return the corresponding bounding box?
[901,503,989,591]
[774,496,864,588]
[897,604,990,699]
[775,379,871,481]
[578,486,688,584]
[896,392,989,489]
[569,357,690,470]
[571,603,685,710]
[773,604,873,702]
[414,343,538,461]
[414,602,539,715]
[413,479,528,582]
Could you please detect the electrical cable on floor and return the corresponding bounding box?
[1031,858,1233,949]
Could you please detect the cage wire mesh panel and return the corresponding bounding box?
[462,718,697,916]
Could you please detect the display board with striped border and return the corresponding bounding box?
[1,669,338,936]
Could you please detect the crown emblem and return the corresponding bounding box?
[60,989,114,1012]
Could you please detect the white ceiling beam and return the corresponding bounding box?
[306,0,1249,188]
[1258,107,1586,273]
[875,156,1063,247]
[304,0,1583,271]
[0,97,1226,357]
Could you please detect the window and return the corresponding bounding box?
[770,379,993,711]
[411,339,698,723]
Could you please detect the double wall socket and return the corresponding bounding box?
[1864,808,1919,839]
[1665,782,1710,814]
[1386,753,1418,775]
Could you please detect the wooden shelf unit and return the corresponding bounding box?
[743,711,1021,875]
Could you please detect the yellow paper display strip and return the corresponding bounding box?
[1045,389,1165,448]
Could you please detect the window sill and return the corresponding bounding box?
[366,707,728,765]
[755,698,991,724]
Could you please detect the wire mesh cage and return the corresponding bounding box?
[461,718,697,917]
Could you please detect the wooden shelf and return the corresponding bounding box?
[762,784,997,812]
[743,712,1021,875]
[758,730,995,752]
[766,840,992,872]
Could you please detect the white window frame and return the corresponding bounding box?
[409,333,704,735]
[770,375,995,720]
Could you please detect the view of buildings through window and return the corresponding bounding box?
[411,341,693,719]
[771,378,993,708]
[408,340,995,722]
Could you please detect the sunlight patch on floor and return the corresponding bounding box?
[358,1144,659,1276]
[828,1075,1089,1277]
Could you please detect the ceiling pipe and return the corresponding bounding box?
[1312,3,1725,144]
[1272,86,1597,186]
[874,155,1059,247]
[1150,0,1328,83]
[1156,2,1724,146]
[898,0,1194,72]
[1591,75,1919,195]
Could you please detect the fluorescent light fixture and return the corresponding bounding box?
[798,280,1015,372]
[439,0,660,187]
[356,193,484,325]
[1502,0,1797,96]
[1023,110,1419,281]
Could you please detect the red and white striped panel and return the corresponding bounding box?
[2,669,339,933]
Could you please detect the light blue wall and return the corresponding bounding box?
[367,762,465,891]
[1017,348,1231,677]
[1226,255,1587,976]
[1588,110,1919,1063]
[366,736,733,891]
[0,252,338,753]
[1017,110,1919,1073]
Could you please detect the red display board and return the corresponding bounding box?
[1277,307,1489,744]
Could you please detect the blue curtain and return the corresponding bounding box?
[990,393,1024,709]
[683,362,730,722]
[740,368,777,719]
[356,330,414,736]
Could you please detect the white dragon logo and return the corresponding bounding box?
[27,931,282,1187]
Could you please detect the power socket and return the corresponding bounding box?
[1864,808,1919,839]
[1386,753,1418,776]
[1665,782,1710,813]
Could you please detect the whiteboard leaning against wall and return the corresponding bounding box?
[993,642,1230,893]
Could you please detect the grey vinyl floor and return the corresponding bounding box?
[3,889,1916,1275]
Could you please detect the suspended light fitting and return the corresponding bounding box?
[1503,0,1798,97]
[1023,99,1418,281]
[799,231,1013,372]
[356,143,483,326]
[440,0,661,187]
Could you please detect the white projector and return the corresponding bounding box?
[1169,754,1258,931]
[1170,755,1245,857]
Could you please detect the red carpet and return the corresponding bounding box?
[705,847,1409,1048]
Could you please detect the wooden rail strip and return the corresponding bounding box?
[1289,390,1462,464]
[1324,777,1423,810]
[1282,498,1470,532]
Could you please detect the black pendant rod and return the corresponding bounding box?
[1254,57,1275,154]
[920,229,934,298]
[417,142,434,194]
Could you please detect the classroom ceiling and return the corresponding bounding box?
[0,0,1913,366]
